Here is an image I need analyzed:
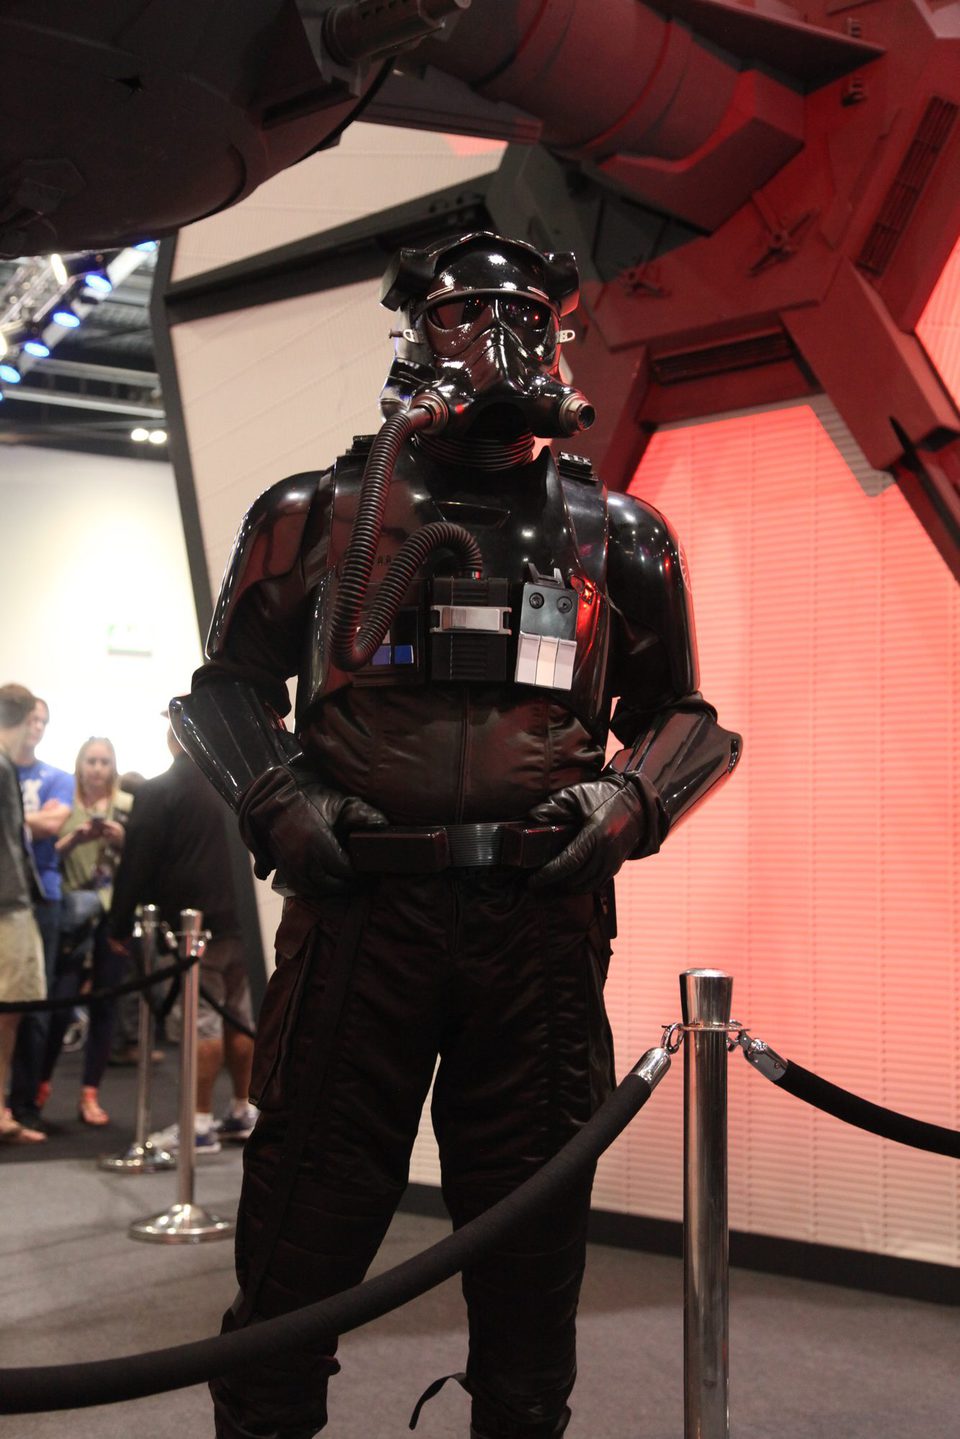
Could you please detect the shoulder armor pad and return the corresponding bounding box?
[206,472,324,660]
[557,451,596,483]
[607,490,684,574]
[607,490,699,694]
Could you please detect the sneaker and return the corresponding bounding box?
[62,1010,89,1054]
[146,1121,221,1156]
[214,1106,258,1143]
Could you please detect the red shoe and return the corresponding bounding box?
[78,1088,110,1126]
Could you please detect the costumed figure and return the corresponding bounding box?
[171,231,742,1439]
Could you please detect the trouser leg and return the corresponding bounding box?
[8,899,60,1114]
[434,881,615,1439]
[456,1179,592,1439]
[82,923,124,1088]
[211,887,448,1438]
[112,978,141,1052]
[38,927,88,1084]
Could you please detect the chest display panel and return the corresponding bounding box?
[515,565,580,690]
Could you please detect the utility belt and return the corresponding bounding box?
[347,821,572,874]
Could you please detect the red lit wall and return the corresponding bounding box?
[594,380,960,1260]
[918,234,960,407]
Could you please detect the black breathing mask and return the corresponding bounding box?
[379,232,594,439]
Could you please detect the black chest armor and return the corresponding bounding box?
[299,441,611,733]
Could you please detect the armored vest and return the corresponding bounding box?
[298,439,612,734]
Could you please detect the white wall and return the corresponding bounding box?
[0,446,203,779]
[171,125,505,282]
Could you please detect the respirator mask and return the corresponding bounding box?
[379,231,594,443]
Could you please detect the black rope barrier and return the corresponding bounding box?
[0,952,200,1015]
[743,1040,960,1159]
[198,983,257,1040]
[0,1054,666,1414]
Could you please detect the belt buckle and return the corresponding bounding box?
[348,829,450,874]
[500,823,572,868]
[446,822,503,868]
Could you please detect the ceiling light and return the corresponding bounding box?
[0,363,22,384]
[0,332,6,360]
[84,270,113,295]
[23,337,51,358]
[130,427,149,442]
[134,240,158,252]
[51,309,82,329]
[147,429,168,445]
[51,251,118,280]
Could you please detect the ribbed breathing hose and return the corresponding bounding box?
[330,403,483,671]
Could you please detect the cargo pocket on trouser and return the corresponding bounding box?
[249,898,319,1111]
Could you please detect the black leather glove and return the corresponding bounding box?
[238,766,388,895]
[527,773,662,893]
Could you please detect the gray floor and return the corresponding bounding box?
[2,1150,958,1439]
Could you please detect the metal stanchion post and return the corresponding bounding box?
[129,909,233,1244]
[100,905,174,1173]
[681,968,732,1439]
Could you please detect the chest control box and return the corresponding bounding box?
[429,577,512,682]
[515,566,580,691]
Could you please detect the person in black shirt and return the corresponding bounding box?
[109,725,256,1152]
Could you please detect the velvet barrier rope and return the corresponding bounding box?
[0,1049,669,1415]
[198,983,257,1039]
[740,1036,960,1159]
[0,951,200,1014]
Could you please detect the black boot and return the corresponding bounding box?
[470,1404,572,1439]
[211,1376,328,1439]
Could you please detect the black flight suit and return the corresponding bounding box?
[182,439,739,1439]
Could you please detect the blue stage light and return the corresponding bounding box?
[23,338,51,358]
[84,271,113,294]
[0,363,21,384]
[52,309,82,328]
[134,240,158,252]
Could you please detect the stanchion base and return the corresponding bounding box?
[99,1141,176,1173]
[128,1202,234,1244]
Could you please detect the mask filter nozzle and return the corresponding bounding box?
[558,393,596,434]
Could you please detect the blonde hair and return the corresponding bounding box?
[75,736,119,806]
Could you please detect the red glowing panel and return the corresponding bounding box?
[594,403,960,1253]
[917,233,960,408]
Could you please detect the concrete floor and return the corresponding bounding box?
[2,1145,958,1439]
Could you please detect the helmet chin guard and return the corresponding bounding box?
[379,231,594,440]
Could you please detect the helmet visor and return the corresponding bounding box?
[424,293,557,356]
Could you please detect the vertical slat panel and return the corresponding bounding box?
[608,389,959,1265]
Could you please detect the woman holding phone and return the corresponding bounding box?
[38,737,132,1125]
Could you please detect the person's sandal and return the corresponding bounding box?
[0,1108,46,1144]
[78,1088,110,1126]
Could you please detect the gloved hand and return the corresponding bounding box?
[527,772,662,893]
[238,766,388,894]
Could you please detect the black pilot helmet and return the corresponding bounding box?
[378,231,594,441]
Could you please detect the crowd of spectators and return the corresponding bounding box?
[0,682,256,1152]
